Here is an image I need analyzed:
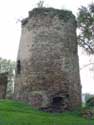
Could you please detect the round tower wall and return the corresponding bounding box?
[14,8,81,111]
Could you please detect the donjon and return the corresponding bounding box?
[14,8,81,112]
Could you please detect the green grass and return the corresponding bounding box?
[0,100,93,125]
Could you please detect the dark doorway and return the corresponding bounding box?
[52,97,62,105]
[52,97,62,112]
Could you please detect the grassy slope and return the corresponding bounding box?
[0,100,93,125]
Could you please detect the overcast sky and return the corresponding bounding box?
[0,0,94,94]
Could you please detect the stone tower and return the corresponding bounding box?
[14,8,81,112]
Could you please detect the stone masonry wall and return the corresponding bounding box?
[14,8,81,112]
[0,73,8,99]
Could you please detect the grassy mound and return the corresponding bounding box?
[0,100,93,125]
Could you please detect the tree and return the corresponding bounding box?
[84,93,94,102]
[77,3,94,54]
[86,96,94,107]
[0,58,16,98]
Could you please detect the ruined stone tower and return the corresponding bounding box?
[14,8,81,112]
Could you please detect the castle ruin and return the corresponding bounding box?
[14,8,81,112]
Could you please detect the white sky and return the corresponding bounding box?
[0,0,94,94]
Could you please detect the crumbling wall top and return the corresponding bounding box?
[22,8,76,26]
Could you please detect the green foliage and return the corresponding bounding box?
[0,99,93,125]
[0,58,15,73]
[0,58,16,97]
[86,97,94,107]
[77,3,94,54]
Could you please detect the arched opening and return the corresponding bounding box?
[52,97,63,112]
[52,97,62,105]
